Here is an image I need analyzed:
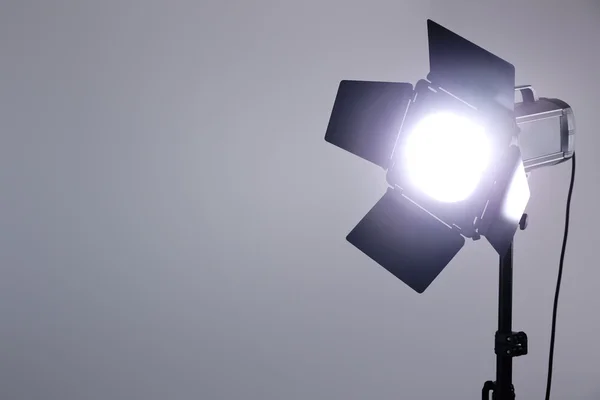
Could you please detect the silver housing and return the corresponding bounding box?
[514,85,575,172]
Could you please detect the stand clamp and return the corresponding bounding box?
[482,381,515,400]
[495,331,528,357]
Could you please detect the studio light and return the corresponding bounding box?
[323,19,576,400]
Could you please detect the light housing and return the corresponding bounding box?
[323,20,565,293]
[385,79,522,242]
[515,86,576,171]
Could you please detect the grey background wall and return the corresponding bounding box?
[1,0,598,399]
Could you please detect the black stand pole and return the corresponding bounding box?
[496,243,516,399]
[482,216,529,400]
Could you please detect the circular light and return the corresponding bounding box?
[403,112,491,203]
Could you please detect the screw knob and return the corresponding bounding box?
[519,213,529,230]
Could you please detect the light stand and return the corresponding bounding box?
[482,215,530,400]
[322,20,576,400]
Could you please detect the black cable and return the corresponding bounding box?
[544,152,576,400]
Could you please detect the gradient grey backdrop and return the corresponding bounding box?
[1,1,599,399]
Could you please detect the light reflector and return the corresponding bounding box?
[325,80,413,168]
[346,188,465,293]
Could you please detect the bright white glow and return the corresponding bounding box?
[404,112,491,203]
[502,162,530,223]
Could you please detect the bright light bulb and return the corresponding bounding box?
[403,112,491,203]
